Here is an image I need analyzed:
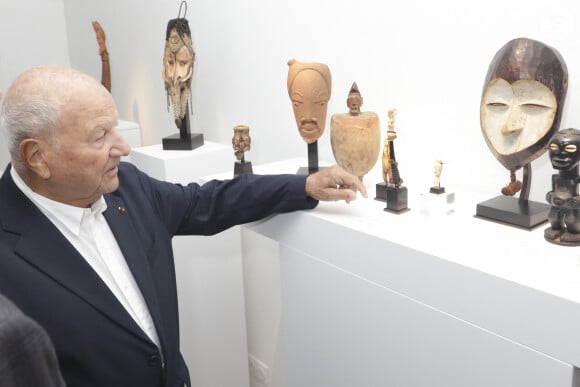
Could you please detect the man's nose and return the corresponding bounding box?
[109,129,131,157]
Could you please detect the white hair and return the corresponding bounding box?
[0,86,62,171]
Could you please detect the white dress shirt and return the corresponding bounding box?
[11,168,161,350]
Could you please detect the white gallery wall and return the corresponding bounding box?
[0,0,70,167]
[1,0,578,199]
[2,1,580,386]
[58,0,580,202]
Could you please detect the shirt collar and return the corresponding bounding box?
[10,166,108,235]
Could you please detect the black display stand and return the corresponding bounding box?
[475,164,548,229]
[375,182,388,202]
[234,161,253,177]
[384,186,409,214]
[162,104,204,151]
[475,196,549,229]
[297,141,325,175]
[430,186,445,194]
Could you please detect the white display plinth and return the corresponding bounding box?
[419,189,455,217]
[130,142,249,387]
[130,142,233,184]
[217,158,580,387]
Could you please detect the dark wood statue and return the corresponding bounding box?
[544,128,580,245]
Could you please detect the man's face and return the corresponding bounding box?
[42,86,130,207]
[480,78,557,156]
[290,70,330,144]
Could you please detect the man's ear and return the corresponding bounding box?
[19,139,51,179]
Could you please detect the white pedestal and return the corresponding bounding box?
[239,158,580,387]
[419,189,456,217]
[130,142,249,387]
[130,142,233,184]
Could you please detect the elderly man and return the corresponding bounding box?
[0,89,64,387]
[0,66,366,387]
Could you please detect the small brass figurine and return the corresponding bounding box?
[376,108,408,213]
[232,125,253,176]
[382,108,403,187]
[544,128,580,246]
[92,21,111,93]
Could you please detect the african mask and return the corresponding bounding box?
[287,59,332,144]
[480,37,568,172]
[163,18,195,128]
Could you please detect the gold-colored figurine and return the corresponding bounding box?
[376,108,409,213]
[382,108,403,187]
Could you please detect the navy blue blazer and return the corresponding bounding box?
[0,162,317,387]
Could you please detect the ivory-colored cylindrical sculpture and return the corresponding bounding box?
[330,82,380,181]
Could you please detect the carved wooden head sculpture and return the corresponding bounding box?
[480,37,568,172]
[347,82,362,115]
[163,17,195,128]
[548,128,580,172]
[287,59,332,144]
[232,125,251,161]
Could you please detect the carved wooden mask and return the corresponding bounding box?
[480,37,568,171]
[163,18,195,127]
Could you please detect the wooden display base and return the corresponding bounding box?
[297,141,323,175]
[234,161,253,177]
[384,185,409,214]
[430,186,446,194]
[162,132,204,151]
[375,182,388,202]
[475,195,549,230]
[420,190,455,217]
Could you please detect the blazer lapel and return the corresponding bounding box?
[0,167,147,341]
[103,194,166,347]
